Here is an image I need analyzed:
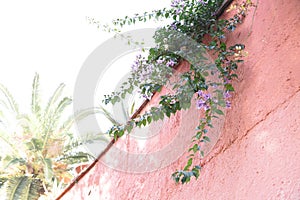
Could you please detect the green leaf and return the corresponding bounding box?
[192,168,200,179]
[191,144,199,153]
[225,84,235,91]
[196,131,203,139]
[147,116,152,124]
[220,42,226,51]
[215,109,224,115]
[142,119,147,126]
[126,124,133,133]
[166,111,171,118]
[200,151,204,157]
[184,158,193,171]
[203,136,210,142]
[153,113,159,121]
[159,111,164,120]
[118,129,125,137]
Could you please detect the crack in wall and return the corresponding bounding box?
[202,87,300,166]
[247,0,259,37]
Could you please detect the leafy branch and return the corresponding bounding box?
[100,0,254,184]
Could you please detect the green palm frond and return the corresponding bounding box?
[0,83,19,115]
[0,111,9,132]
[25,138,43,152]
[2,157,26,170]
[58,107,107,134]
[0,101,8,124]
[55,151,92,165]
[50,97,72,132]
[17,113,35,135]
[41,84,71,151]
[41,158,53,183]
[31,73,41,116]
[98,106,121,126]
[0,99,9,111]
[3,176,44,200]
[0,131,20,158]
[41,97,72,152]
[0,74,119,198]
[44,83,65,121]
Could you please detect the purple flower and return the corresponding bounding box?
[197,90,211,100]
[138,90,151,100]
[131,54,142,71]
[196,99,205,109]
[204,105,210,111]
[203,94,211,101]
[136,54,142,59]
[166,60,176,67]
[148,64,154,74]
[142,94,149,100]
[224,78,230,84]
[226,100,231,108]
[196,99,210,111]
[171,0,180,7]
[198,0,208,5]
[196,90,211,111]
[156,59,164,64]
[170,22,177,30]
[131,60,139,71]
[138,63,155,82]
[197,90,204,97]
[176,8,182,15]
[224,91,232,99]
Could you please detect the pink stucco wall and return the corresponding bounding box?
[60,0,300,199]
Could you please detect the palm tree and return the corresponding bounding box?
[0,73,110,199]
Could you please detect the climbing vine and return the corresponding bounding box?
[101,0,255,183]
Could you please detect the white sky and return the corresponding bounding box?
[0,0,170,113]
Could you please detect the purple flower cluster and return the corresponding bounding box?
[196,99,209,111]
[156,58,164,64]
[224,91,232,108]
[226,101,231,108]
[156,57,177,67]
[166,60,176,67]
[223,91,231,98]
[139,63,154,81]
[171,0,183,7]
[131,54,155,82]
[170,0,186,15]
[131,54,177,85]
[137,90,152,100]
[196,90,233,111]
[170,22,177,30]
[198,0,208,5]
[131,54,142,72]
[196,90,211,111]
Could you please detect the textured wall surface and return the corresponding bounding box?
[61,0,300,199]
